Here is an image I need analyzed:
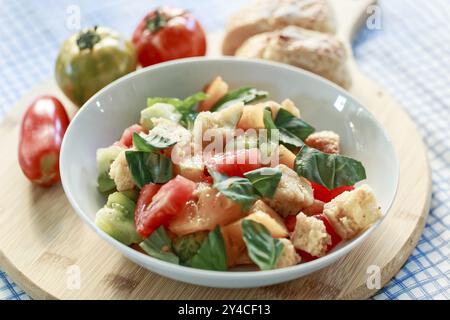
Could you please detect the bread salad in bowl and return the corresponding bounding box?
[93,75,382,272]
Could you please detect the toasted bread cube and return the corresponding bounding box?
[249,200,287,231]
[291,212,331,257]
[302,199,325,216]
[280,99,301,118]
[275,238,300,269]
[222,208,288,267]
[199,76,229,112]
[109,150,135,191]
[265,164,314,217]
[323,184,382,240]
[305,130,340,154]
[278,145,296,169]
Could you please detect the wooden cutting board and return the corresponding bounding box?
[0,0,431,299]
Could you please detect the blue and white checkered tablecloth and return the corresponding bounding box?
[0,0,449,300]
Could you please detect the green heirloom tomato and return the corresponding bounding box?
[55,26,137,107]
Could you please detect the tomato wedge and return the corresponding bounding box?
[206,148,262,177]
[310,181,354,203]
[119,124,146,148]
[284,215,296,233]
[135,183,161,226]
[135,176,196,238]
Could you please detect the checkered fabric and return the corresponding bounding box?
[0,0,448,300]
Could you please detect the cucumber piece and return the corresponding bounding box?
[172,231,208,263]
[106,192,136,218]
[121,189,139,202]
[97,172,116,193]
[95,191,141,245]
[96,145,122,193]
[140,102,182,130]
[95,207,142,245]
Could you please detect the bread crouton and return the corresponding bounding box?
[323,184,382,239]
[275,238,301,268]
[305,130,340,154]
[291,212,331,257]
[109,150,135,191]
[265,164,314,217]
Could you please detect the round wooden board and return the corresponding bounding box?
[0,0,431,299]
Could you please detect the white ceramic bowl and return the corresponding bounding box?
[60,57,399,288]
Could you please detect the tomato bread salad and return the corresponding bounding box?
[95,76,382,271]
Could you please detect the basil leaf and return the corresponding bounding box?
[211,87,268,112]
[263,107,315,148]
[139,226,179,264]
[125,151,173,188]
[208,168,259,211]
[275,108,315,142]
[295,144,366,190]
[180,92,207,113]
[244,167,281,199]
[132,132,176,152]
[186,226,227,271]
[179,111,198,130]
[242,220,284,271]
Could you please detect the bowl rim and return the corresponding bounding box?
[60,56,400,282]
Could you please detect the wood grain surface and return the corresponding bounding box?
[0,0,431,299]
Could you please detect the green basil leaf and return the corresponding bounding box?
[242,220,284,271]
[179,111,198,130]
[139,226,179,264]
[186,226,227,271]
[180,92,207,112]
[210,87,268,112]
[208,168,260,211]
[125,151,173,188]
[275,108,315,141]
[132,132,177,152]
[295,144,366,190]
[244,167,282,199]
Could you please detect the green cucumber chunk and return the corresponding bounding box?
[96,145,122,193]
[95,191,141,245]
[172,231,208,263]
[140,102,182,130]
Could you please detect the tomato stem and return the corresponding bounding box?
[76,25,101,50]
[146,9,167,33]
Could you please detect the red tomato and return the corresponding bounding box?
[18,96,70,187]
[309,181,332,202]
[310,181,354,203]
[207,149,263,177]
[329,185,355,199]
[296,250,316,263]
[135,183,161,226]
[284,215,296,233]
[119,124,146,148]
[132,7,207,67]
[135,176,196,238]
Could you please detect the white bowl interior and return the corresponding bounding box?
[60,58,399,288]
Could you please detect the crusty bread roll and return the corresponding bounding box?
[235,26,351,88]
[222,0,336,55]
